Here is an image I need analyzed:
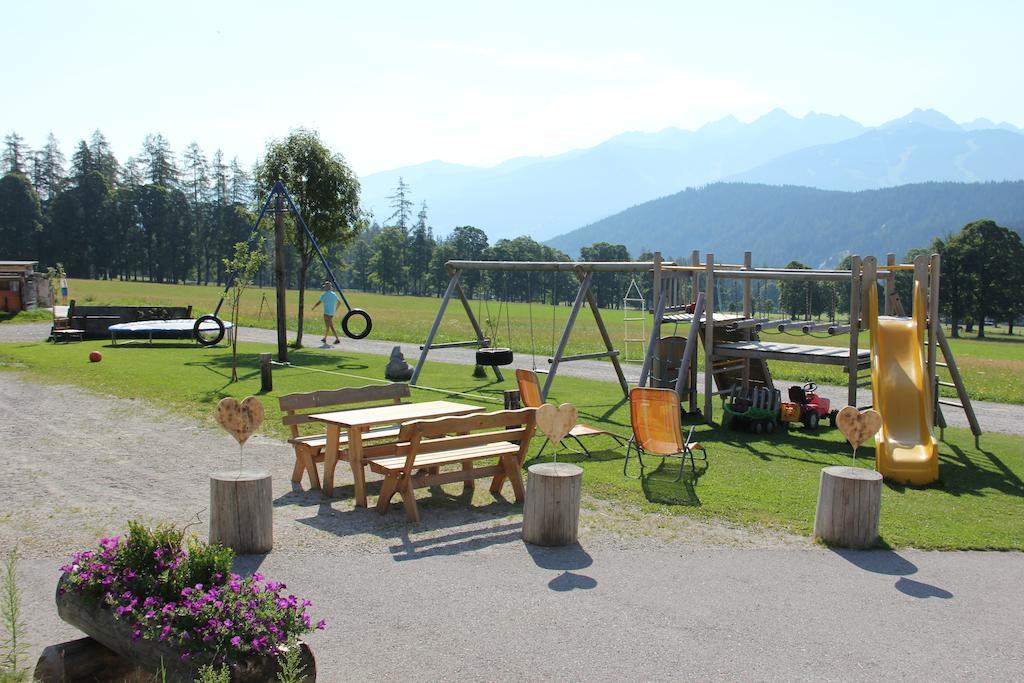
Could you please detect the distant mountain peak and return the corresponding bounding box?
[881,108,961,132]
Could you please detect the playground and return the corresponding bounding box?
[3,191,1023,678]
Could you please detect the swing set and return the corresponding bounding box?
[413,259,666,400]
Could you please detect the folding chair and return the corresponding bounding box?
[624,387,707,481]
[515,368,628,458]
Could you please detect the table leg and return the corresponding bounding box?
[322,424,341,497]
[349,428,368,507]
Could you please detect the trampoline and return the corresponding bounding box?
[108,316,231,346]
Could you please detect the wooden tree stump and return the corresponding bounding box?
[522,463,583,546]
[210,469,273,554]
[813,466,882,549]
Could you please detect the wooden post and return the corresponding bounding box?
[884,253,896,316]
[578,269,630,399]
[847,256,862,408]
[210,469,273,554]
[703,253,715,422]
[411,269,460,385]
[927,253,941,413]
[273,193,288,363]
[542,272,592,400]
[522,462,583,546]
[259,352,272,392]
[742,251,752,317]
[652,251,662,316]
[813,466,882,548]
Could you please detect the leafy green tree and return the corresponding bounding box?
[369,226,408,294]
[447,226,489,297]
[580,241,631,308]
[429,240,457,296]
[256,129,362,346]
[778,261,813,319]
[47,171,111,277]
[222,238,267,381]
[0,173,42,258]
[346,236,374,291]
[945,219,1024,338]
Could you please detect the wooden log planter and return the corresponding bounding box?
[52,574,316,682]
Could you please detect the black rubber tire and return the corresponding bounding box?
[341,308,372,339]
[829,410,838,428]
[806,412,820,430]
[475,347,514,366]
[193,315,226,346]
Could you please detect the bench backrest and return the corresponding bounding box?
[278,383,411,438]
[395,409,536,477]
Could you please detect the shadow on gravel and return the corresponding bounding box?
[831,548,954,600]
[525,543,597,592]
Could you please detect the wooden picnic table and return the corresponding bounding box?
[310,399,485,502]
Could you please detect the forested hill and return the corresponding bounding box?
[546,181,1024,266]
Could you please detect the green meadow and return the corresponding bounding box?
[2,337,1021,550]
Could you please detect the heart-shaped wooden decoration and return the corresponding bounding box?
[215,396,265,446]
[535,402,578,445]
[836,406,882,451]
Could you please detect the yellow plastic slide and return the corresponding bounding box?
[867,282,939,485]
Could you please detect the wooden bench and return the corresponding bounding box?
[279,384,411,489]
[371,409,536,522]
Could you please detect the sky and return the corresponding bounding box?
[3,0,1023,177]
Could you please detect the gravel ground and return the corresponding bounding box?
[2,322,1017,436]
[4,373,1023,680]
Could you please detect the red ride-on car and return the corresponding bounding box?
[783,382,838,430]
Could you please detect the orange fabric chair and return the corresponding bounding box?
[626,387,706,480]
[515,369,627,457]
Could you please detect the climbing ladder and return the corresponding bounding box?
[933,326,982,446]
[622,278,647,363]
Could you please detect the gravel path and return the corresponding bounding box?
[4,373,1023,680]
[5,322,1017,435]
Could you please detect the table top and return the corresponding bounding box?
[309,399,484,428]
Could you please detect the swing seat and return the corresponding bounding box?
[476,347,514,366]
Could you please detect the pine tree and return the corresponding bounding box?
[387,177,414,235]
[2,133,27,174]
[89,130,119,185]
[30,133,66,202]
[408,201,435,295]
[120,157,143,186]
[69,141,94,181]
[140,133,178,186]
[229,157,252,205]
[211,150,229,205]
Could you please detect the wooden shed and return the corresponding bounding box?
[0,261,40,312]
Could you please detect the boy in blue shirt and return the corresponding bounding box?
[311,281,342,344]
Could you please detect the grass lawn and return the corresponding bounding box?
[12,277,1023,404]
[2,337,1022,550]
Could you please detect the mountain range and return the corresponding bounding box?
[546,181,1024,267]
[360,108,1024,241]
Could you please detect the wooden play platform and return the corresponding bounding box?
[715,340,871,367]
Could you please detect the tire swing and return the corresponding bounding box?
[476,282,514,368]
[341,308,372,340]
[193,314,226,347]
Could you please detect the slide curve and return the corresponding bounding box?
[868,282,939,485]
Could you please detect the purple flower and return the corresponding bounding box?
[230,635,242,648]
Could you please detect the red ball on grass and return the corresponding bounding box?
[89,351,102,363]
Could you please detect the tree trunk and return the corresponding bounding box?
[978,318,986,338]
[296,256,310,348]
